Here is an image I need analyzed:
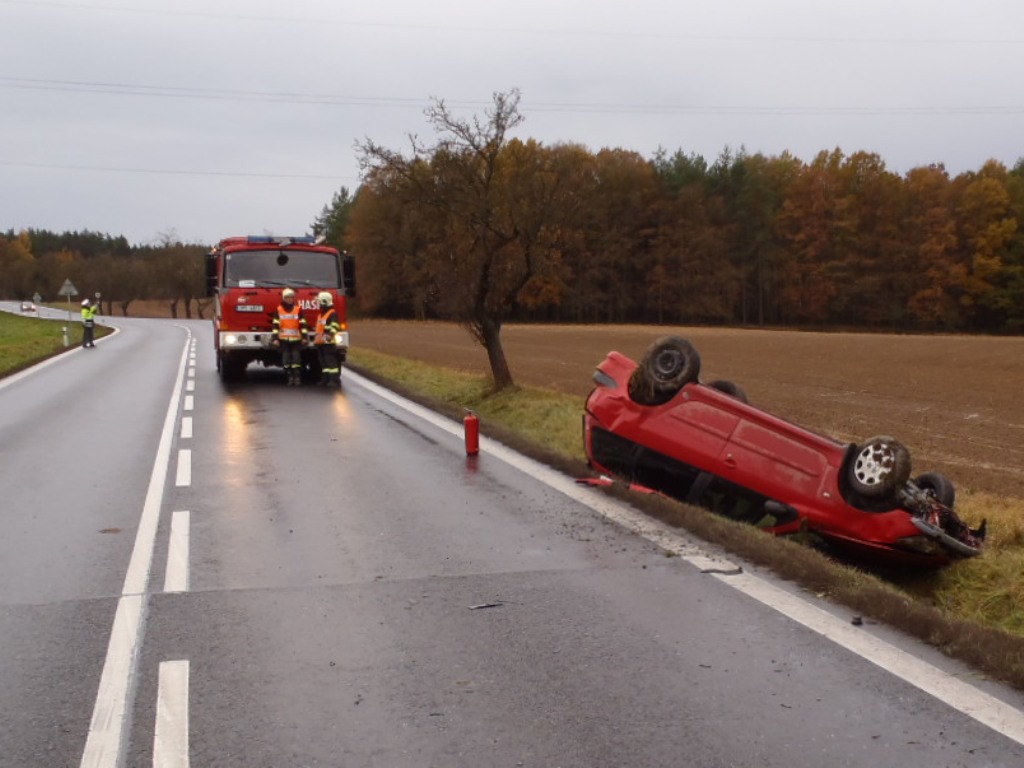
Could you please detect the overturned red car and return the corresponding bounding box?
[583,336,986,568]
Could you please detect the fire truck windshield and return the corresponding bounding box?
[224,249,341,288]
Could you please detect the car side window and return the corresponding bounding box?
[696,475,773,525]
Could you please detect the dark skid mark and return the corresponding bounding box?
[374,407,440,446]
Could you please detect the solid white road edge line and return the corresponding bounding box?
[79,331,191,768]
[164,511,190,594]
[154,660,190,768]
[345,368,1024,748]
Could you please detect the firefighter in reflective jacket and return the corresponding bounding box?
[271,288,308,386]
[314,291,342,388]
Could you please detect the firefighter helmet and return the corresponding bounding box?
[282,288,296,301]
[317,291,333,307]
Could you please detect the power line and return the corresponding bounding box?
[0,159,357,180]
[3,77,1023,117]
[3,0,1023,44]
[0,76,435,108]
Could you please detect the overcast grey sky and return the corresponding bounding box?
[2,0,1022,246]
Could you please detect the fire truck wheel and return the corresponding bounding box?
[218,353,247,382]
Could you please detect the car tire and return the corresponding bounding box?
[914,471,956,507]
[847,436,912,499]
[627,336,701,405]
[709,379,748,403]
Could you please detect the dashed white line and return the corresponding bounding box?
[79,334,191,768]
[186,379,195,392]
[175,450,191,487]
[181,417,192,440]
[183,395,194,411]
[164,511,190,594]
[154,660,190,768]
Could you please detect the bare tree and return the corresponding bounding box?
[357,89,581,389]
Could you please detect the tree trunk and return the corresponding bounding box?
[479,317,514,390]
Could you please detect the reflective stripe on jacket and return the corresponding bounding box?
[314,308,339,345]
[273,305,304,341]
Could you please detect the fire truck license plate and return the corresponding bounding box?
[236,305,264,312]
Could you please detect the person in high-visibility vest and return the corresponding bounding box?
[313,291,342,388]
[270,288,308,386]
[80,293,101,348]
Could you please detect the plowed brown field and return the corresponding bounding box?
[355,320,1024,500]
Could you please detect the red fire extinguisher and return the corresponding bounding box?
[464,410,480,456]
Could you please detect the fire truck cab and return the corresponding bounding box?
[206,235,356,382]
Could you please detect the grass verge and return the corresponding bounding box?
[348,347,1024,691]
[0,312,84,376]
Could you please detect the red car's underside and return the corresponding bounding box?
[584,350,982,568]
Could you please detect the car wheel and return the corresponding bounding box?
[847,436,911,499]
[627,336,701,405]
[914,471,956,507]
[709,379,748,403]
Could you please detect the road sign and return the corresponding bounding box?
[59,279,78,297]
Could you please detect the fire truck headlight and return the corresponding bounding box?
[225,334,239,345]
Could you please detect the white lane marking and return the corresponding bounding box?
[180,417,192,440]
[80,332,191,768]
[164,511,190,594]
[175,450,191,487]
[186,379,195,392]
[79,595,144,764]
[346,368,1024,748]
[154,660,190,768]
[187,368,195,378]
[183,395,194,411]
[729,571,1024,745]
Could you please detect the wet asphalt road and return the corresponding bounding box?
[2,305,1024,767]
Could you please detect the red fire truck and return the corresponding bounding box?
[205,235,356,381]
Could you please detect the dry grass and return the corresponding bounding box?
[923,492,1024,636]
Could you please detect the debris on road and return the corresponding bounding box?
[468,602,504,610]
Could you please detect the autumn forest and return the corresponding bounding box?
[4,92,1024,334]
